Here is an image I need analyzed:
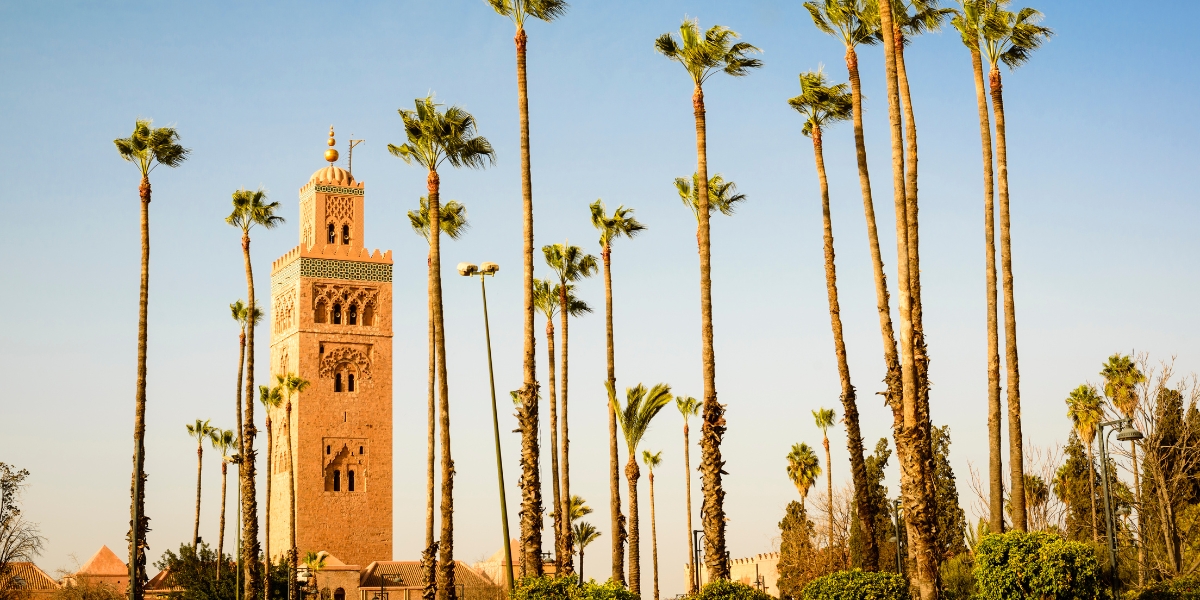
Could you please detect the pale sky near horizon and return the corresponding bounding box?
[2,0,1199,595]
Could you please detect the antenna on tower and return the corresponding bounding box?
[347,137,365,176]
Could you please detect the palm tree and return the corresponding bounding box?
[229,302,262,482]
[389,96,495,595]
[258,384,282,600]
[812,408,837,553]
[532,278,564,572]
[980,0,1053,534]
[642,451,663,600]
[113,119,189,600]
[408,196,469,596]
[277,373,311,600]
[676,396,700,593]
[1100,353,1145,581]
[610,382,673,596]
[1065,384,1103,543]
[786,443,822,511]
[788,68,879,570]
[589,199,645,585]
[225,187,283,600]
[213,429,237,579]
[655,20,761,581]
[674,173,747,250]
[951,0,1005,537]
[573,522,600,583]
[186,419,218,551]
[543,242,598,574]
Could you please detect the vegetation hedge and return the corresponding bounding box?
[800,569,909,600]
[1126,576,1200,600]
[511,577,637,600]
[693,580,773,600]
[974,531,1102,600]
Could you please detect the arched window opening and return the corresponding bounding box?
[348,304,358,325]
[314,301,327,324]
[334,589,345,600]
[348,470,355,492]
[327,223,336,244]
[326,445,331,455]
[359,446,364,455]
[342,224,350,245]
[363,304,374,326]
[333,470,341,492]
[335,373,343,393]
[347,373,355,392]
[332,304,342,324]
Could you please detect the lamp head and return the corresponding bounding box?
[1117,505,1132,517]
[457,262,478,276]
[479,262,499,275]
[1116,422,1144,442]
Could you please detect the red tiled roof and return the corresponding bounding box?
[1,562,61,591]
[77,546,127,576]
[359,562,492,590]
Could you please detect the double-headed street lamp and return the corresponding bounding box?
[458,261,514,591]
[1097,417,1143,595]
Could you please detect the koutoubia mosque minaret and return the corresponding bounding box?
[267,127,394,566]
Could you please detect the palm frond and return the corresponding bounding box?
[655,18,762,86]
[114,119,190,175]
[590,199,646,249]
[611,382,673,454]
[676,395,700,418]
[788,69,853,138]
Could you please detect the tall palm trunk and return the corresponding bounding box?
[811,124,874,568]
[844,44,889,573]
[1086,443,1097,543]
[822,436,833,557]
[194,441,205,550]
[648,469,660,600]
[263,416,273,600]
[286,401,297,600]
[428,172,458,600]
[546,319,564,573]
[692,84,728,583]
[625,457,642,596]
[966,43,1005,535]
[128,175,151,600]
[232,327,244,585]
[558,287,574,575]
[989,67,1026,532]
[878,2,939,597]
[602,248,625,585]
[683,420,696,591]
[423,272,438,600]
[218,461,228,579]
[514,26,545,577]
[240,232,262,600]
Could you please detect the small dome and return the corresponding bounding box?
[309,166,355,186]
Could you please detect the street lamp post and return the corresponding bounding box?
[692,529,704,592]
[892,499,903,575]
[1097,417,1143,596]
[458,262,514,591]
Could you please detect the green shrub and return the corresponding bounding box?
[575,579,638,600]
[800,569,910,600]
[939,553,975,600]
[511,577,637,600]
[1126,575,1200,600]
[693,580,772,600]
[974,531,1103,600]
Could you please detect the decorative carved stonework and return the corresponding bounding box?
[274,289,296,334]
[319,345,372,380]
[311,282,380,312]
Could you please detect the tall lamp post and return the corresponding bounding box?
[1097,417,1142,596]
[458,261,514,591]
[692,529,704,592]
[892,499,903,575]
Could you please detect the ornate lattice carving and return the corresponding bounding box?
[319,345,372,380]
[311,283,380,315]
[326,197,354,223]
[274,290,296,334]
[301,197,315,247]
[300,259,392,283]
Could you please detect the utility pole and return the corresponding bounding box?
[347,138,365,176]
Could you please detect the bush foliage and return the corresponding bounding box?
[974,531,1102,600]
[800,569,909,600]
[1126,575,1200,600]
[510,577,637,600]
[694,580,773,600]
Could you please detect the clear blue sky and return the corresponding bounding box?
[2,0,1199,594]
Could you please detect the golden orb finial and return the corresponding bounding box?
[324,125,339,164]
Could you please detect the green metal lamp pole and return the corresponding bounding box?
[1098,417,1143,596]
[459,261,515,591]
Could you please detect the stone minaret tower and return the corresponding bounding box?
[268,127,393,566]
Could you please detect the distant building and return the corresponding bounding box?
[0,562,61,599]
[65,545,128,593]
[694,553,779,598]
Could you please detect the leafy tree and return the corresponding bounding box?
[932,426,969,560]
[642,451,663,600]
[114,120,190,600]
[1052,432,1100,543]
[972,531,1100,600]
[0,464,44,596]
[787,444,822,511]
[655,18,761,581]
[153,543,236,600]
[389,95,495,594]
[609,382,673,596]
[589,199,645,585]
[677,395,701,593]
[777,501,816,600]
[801,569,910,600]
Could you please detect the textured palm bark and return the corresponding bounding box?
[287,402,298,600]
[625,457,642,596]
[194,443,204,549]
[240,228,262,600]
[425,277,437,600]
[514,26,544,576]
[421,543,439,600]
[127,177,151,600]
[558,286,575,575]
[217,461,227,579]
[692,85,729,582]
[989,68,1026,533]
[683,419,696,592]
[428,174,458,600]
[965,44,1005,535]
[896,28,940,557]
[235,327,245,490]
[601,247,626,585]
[546,319,564,573]
[648,469,660,600]
[878,2,939,597]
[263,416,273,600]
